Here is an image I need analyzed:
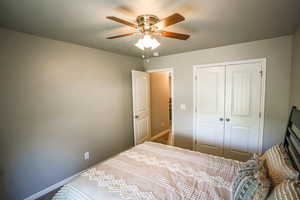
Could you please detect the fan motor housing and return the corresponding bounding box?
[136,14,160,33]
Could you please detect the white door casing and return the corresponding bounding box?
[193,59,266,160]
[132,71,151,145]
[224,62,263,160]
[194,66,226,156]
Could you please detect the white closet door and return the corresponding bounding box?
[224,62,262,160]
[195,66,225,156]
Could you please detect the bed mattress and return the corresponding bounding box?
[52,142,241,200]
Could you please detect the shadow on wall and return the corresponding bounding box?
[173,133,194,150]
[0,170,7,199]
[263,118,288,151]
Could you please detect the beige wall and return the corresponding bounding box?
[0,26,296,200]
[150,72,170,136]
[291,26,300,108]
[0,28,143,200]
[144,36,293,152]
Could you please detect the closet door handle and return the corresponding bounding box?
[226,118,230,122]
[219,118,224,121]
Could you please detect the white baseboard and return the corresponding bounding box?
[150,129,170,141]
[24,171,83,200]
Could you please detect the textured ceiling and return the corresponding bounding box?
[0,0,300,57]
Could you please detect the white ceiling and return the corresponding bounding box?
[0,0,299,57]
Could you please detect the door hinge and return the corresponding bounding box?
[195,107,197,113]
[259,70,263,77]
[259,112,262,118]
[195,76,198,80]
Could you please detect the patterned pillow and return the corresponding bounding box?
[233,159,271,200]
[261,144,299,186]
[239,156,261,175]
[267,180,300,200]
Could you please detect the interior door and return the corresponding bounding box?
[224,62,262,161]
[132,71,151,145]
[194,66,225,156]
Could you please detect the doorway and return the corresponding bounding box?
[132,68,174,146]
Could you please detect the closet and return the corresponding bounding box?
[193,59,265,161]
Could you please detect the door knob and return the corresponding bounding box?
[226,118,230,122]
[135,115,139,119]
[219,118,224,121]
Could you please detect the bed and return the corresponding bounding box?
[52,107,300,200]
[284,106,300,174]
[52,142,240,200]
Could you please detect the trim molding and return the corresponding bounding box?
[150,129,170,142]
[24,171,83,200]
[23,147,132,200]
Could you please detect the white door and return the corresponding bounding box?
[224,62,263,160]
[132,71,151,145]
[194,66,226,156]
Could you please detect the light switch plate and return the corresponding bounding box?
[84,152,89,160]
[153,52,159,57]
[180,104,186,110]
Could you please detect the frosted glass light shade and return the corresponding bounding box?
[135,35,160,50]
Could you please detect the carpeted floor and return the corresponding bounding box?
[152,130,171,145]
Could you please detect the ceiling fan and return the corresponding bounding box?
[106,13,190,50]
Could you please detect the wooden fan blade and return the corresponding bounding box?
[106,32,136,39]
[106,16,137,28]
[160,31,190,40]
[155,13,185,30]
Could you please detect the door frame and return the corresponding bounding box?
[146,68,175,145]
[131,71,151,146]
[193,58,266,153]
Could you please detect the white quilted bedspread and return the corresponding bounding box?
[52,142,241,200]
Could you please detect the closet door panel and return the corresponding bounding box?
[224,62,262,160]
[195,66,225,156]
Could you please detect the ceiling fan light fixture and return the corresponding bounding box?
[135,38,145,50]
[135,35,160,50]
[106,13,190,51]
[150,38,160,50]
